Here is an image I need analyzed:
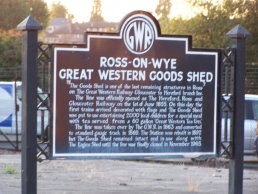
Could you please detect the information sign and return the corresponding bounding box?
[53,11,220,158]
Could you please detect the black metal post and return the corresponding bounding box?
[17,16,42,194]
[14,80,19,150]
[226,25,250,194]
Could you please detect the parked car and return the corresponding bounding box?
[0,81,48,136]
[221,94,258,155]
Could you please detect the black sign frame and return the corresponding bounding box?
[52,11,221,159]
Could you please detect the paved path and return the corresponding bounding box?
[0,153,257,194]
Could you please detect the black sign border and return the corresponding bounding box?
[51,11,221,159]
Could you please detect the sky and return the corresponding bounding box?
[44,0,195,23]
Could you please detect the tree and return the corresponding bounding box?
[90,0,104,22]
[50,2,74,21]
[50,2,68,18]
[155,0,172,33]
[0,0,49,30]
[234,0,258,62]
[0,30,22,75]
[0,0,26,30]
[30,0,49,28]
[0,0,49,79]
[186,0,258,62]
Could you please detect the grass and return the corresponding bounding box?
[3,166,18,174]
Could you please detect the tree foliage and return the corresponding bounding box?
[0,31,21,67]
[50,2,67,18]
[0,0,49,30]
[0,30,21,68]
[236,0,258,62]
[188,0,258,62]
[0,0,49,77]
[0,0,26,30]
[90,0,104,22]
[49,2,74,21]
[167,0,235,48]
[155,0,171,33]
[30,0,49,28]
[157,0,258,62]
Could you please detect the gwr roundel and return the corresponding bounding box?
[123,17,155,55]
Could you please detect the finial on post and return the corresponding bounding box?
[17,15,42,31]
[226,24,250,39]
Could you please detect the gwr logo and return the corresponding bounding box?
[123,17,154,55]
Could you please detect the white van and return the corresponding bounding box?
[244,95,258,153]
[0,81,48,136]
[221,94,258,154]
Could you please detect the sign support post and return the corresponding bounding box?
[17,16,42,194]
[226,25,250,194]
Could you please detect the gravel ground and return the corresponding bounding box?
[0,151,257,194]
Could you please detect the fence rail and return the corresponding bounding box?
[245,63,258,94]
